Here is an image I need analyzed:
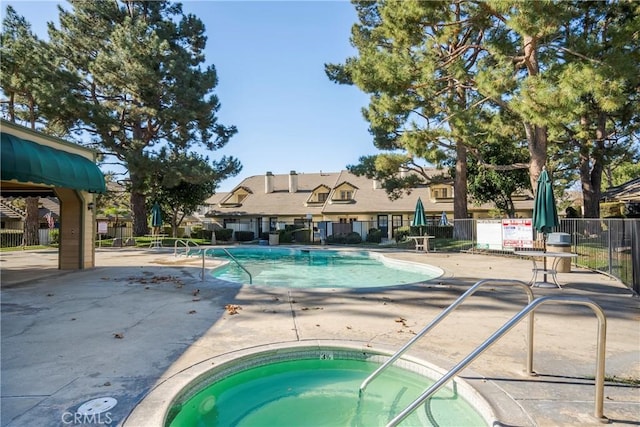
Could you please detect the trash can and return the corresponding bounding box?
[547,232,572,272]
[269,233,279,246]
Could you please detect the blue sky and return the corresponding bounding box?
[2,1,377,192]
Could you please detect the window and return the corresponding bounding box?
[340,190,352,200]
[317,192,328,202]
[237,194,247,203]
[433,188,448,198]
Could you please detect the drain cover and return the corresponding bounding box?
[77,397,117,415]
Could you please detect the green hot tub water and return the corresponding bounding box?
[167,358,487,427]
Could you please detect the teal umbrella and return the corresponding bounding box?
[151,203,163,229]
[532,168,559,238]
[412,197,427,235]
[532,168,559,283]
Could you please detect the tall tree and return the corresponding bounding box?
[39,0,238,235]
[1,6,44,127]
[327,1,497,236]
[551,1,640,218]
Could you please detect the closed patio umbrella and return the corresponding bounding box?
[439,211,449,226]
[532,167,559,283]
[151,203,163,234]
[412,197,427,235]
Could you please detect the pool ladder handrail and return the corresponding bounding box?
[360,279,535,394]
[202,246,252,284]
[173,239,200,257]
[383,294,607,427]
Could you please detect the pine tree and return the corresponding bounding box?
[42,1,238,235]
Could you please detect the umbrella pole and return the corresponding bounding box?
[543,233,548,283]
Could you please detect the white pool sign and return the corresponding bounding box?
[476,219,533,250]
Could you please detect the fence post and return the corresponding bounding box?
[607,219,613,277]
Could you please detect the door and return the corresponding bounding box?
[392,215,403,238]
[377,215,388,239]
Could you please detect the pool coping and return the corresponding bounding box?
[123,339,530,427]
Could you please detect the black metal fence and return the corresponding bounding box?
[2,216,636,292]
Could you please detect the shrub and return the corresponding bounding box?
[327,232,362,245]
[235,230,255,242]
[196,229,214,241]
[214,228,233,241]
[395,226,411,242]
[190,226,203,238]
[49,229,60,244]
[366,228,382,243]
[345,232,362,244]
[326,233,346,244]
[279,230,293,243]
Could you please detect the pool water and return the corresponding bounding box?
[206,248,440,288]
[167,358,487,427]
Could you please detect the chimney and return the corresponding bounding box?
[289,170,298,193]
[372,178,380,190]
[265,171,274,194]
[399,167,407,179]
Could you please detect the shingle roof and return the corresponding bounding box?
[601,178,640,202]
[204,170,531,218]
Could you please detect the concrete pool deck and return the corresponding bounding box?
[1,246,638,426]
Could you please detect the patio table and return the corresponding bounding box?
[515,250,579,289]
[407,235,435,253]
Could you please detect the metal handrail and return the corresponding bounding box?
[173,239,200,257]
[360,279,534,394]
[386,295,607,426]
[202,247,252,284]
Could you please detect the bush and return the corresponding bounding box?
[366,228,382,243]
[235,230,255,242]
[49,229,60,244]
[327,232,362,245]
[395,226,411,242]
[214,228,233,241]
[279,230,293,243]
[326,233,346,244]
[345,232,362,244]
[190,226,203,238]
[197,229,214,241]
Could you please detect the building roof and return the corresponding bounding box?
[601,178,640,202]
[205,170,534,218]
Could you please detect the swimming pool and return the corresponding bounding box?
[204,247,442,288]
[124,343,496,427]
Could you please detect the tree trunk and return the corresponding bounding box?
[453,142,470,239]
[23,197,40,246]
[130,189,148,237]
[521,34,548,193]
[526,123,548,193]
[581,112,606,218]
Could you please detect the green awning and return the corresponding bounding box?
[1,132,106,193]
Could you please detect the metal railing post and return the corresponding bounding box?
[359,279,534,394]
[385,296,607,427]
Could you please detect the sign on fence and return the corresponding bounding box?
[97,221,108,235]
[476,220,503,250]
[477,219,533,250]
[501,219,533,248]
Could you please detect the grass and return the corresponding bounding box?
[0,245,51,252]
